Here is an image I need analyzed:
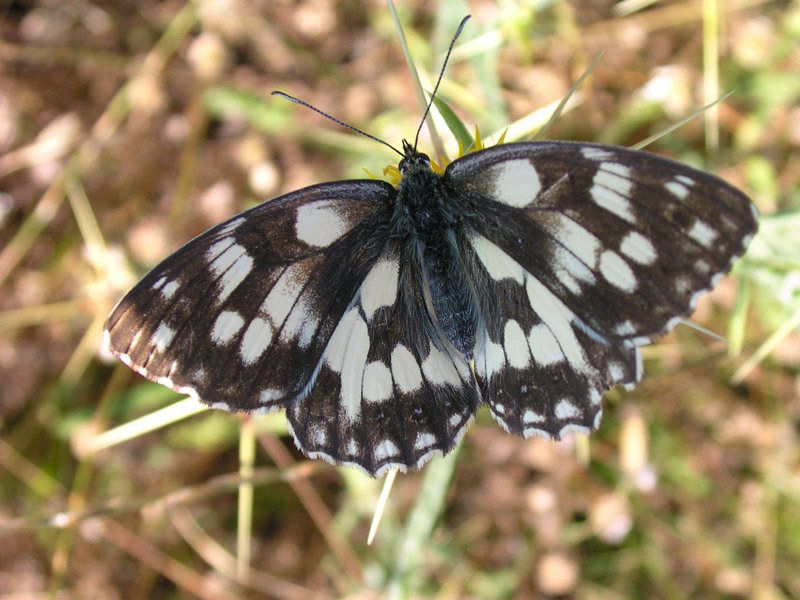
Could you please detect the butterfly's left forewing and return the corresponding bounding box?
[104,181,396,413]
[446,141,757,439]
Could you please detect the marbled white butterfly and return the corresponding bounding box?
[104,17,758,477]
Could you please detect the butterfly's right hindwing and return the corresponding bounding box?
[104,181,396,413]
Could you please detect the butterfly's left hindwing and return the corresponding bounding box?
[445,141,757,439]
[104,181,396,413]
[286,239,480,477]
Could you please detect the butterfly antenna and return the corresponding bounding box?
[271,91,404,158]
[413,15,471,150]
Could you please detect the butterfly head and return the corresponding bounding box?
[398,139,432,175]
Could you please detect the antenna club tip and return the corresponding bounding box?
[272,91,300,104]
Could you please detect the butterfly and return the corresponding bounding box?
[103,17,758,477]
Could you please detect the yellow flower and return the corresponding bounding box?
[364,125,508,186]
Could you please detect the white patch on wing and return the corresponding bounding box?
[749,202,759,224]
[295,200,353,247]
[478,337,506,378]
[391,344,423,393]
[211,310,244,344]
[554,215,601,268]
[619,231,657,265]
[674,275,693,295]
[208,242,246,277]
[599,250,637,292]
[596,162,633,196]
[585,418,603,435]
[525,277,589,374]
[559,423,591,438]
[553,246,596,294]
[374,439,399,461]
[360,258,399,320]
[665,180,690,199]
[591,163,636,224]
[675,174,695,187]
[614,320,637,336]
[325,309,370,422]
[422,345,462,387]
[240,317,273,365]
[523,409,545,424]
[555,399,581,419]
[325,309,357,372]
[192,369,207,385]
[454,356,471,380]
[297,314,319,348]
[206,237,235,262]
[608,362,625,382]
[346,439,359,456]
[589,388,603,406]
[363,360,393,403]
[503,319,530,369]
[218,216,246,235]
[471,235,525,284]
[151,323,175,353]
[486,159,541,207]
[280,297,315,346]
[415,432,436,450]
[687,219,718,248]
[259,388,285,403]
[216,252,253,303]
[262,263,306,326]
[312,427,327,446]
[527,323,565,366]
[695,260,711,276]
[581,146,614,161]
[152,277,166,290]
[590,184,636,224]
[161,279,180,299]
[157,374,175,389]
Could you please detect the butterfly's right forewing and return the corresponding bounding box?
[104,181,396,413]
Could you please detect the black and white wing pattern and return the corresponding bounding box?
[445,141,758,439]
[286,237,479,476]
[105,181,396,414]
[104,180,480,477]
[105,137,758,477]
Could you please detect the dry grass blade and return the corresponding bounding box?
[80,398,208,456]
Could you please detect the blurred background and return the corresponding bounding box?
[1,0,798,598]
